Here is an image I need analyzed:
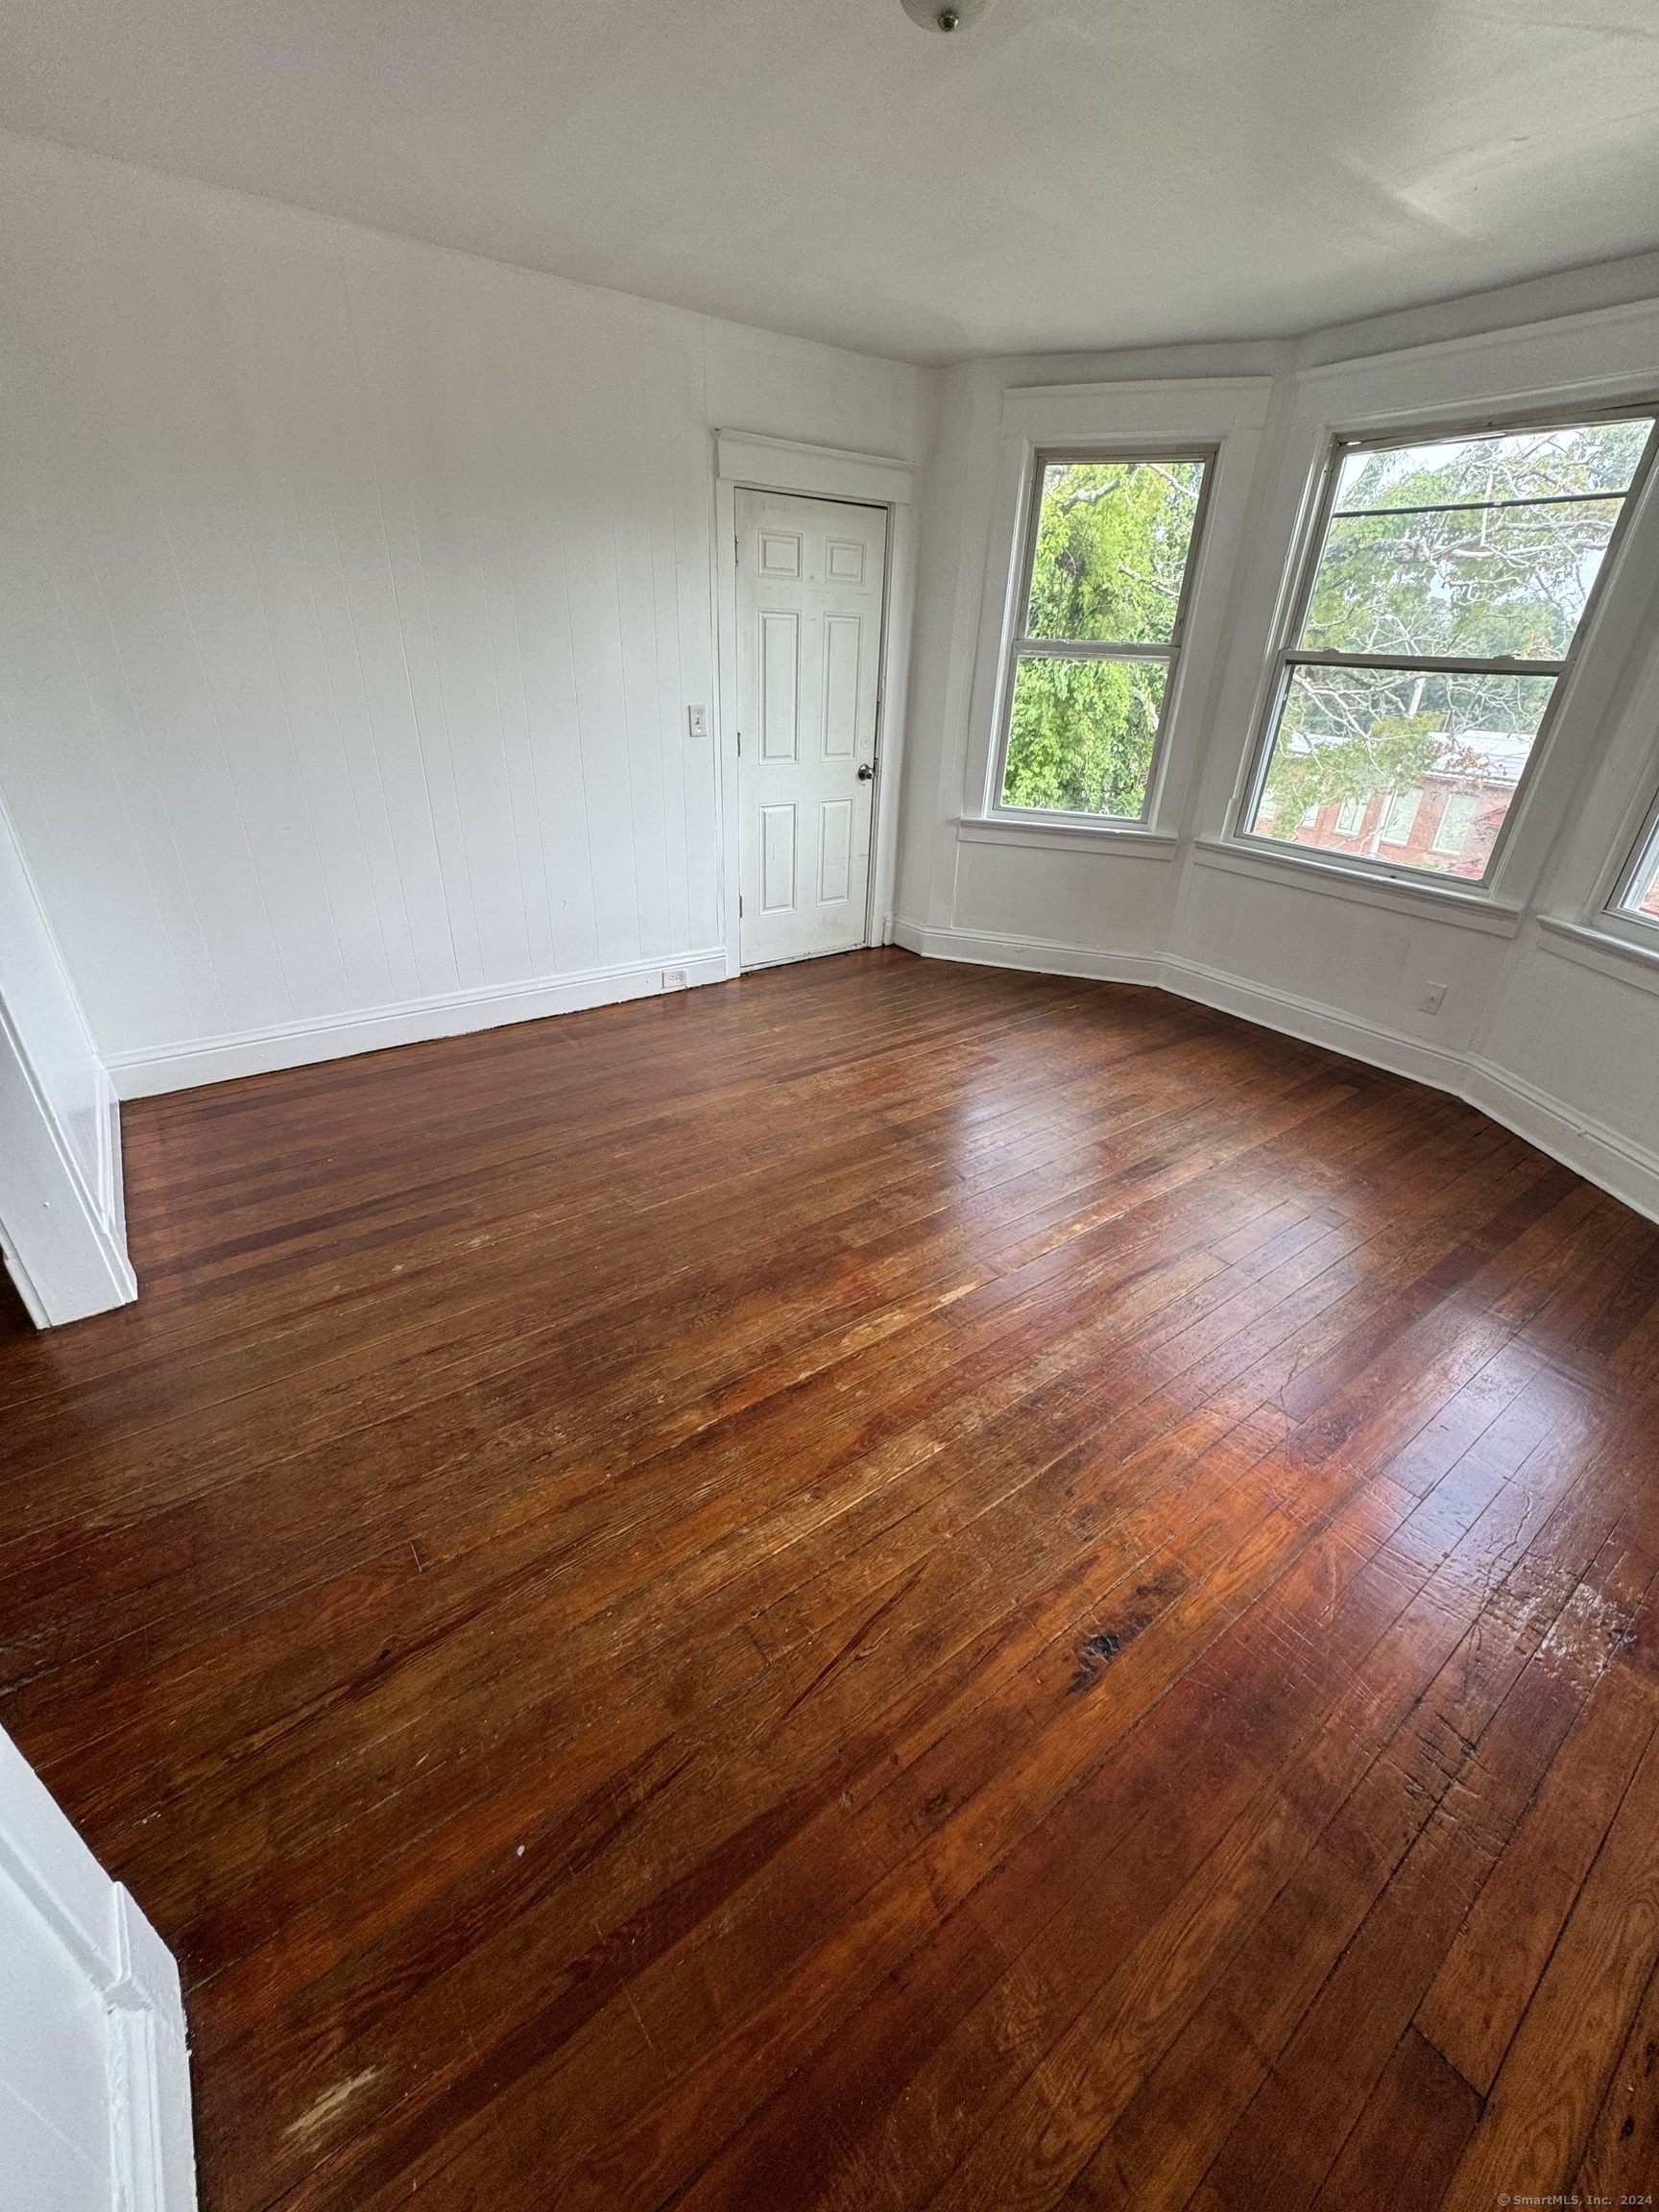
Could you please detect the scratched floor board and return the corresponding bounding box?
[711,1361,1604,2212]
[570,1347,1634,2212]
[1,950,1655,2212]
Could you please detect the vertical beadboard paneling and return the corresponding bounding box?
[0,132,931,1080]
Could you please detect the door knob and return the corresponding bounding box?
[857,762,876,781]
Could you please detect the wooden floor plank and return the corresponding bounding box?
[1574,1948,1659,2199]
[1415,1662,1659,2097]
[1307,2027,1483,2212]
[1436,1719,1659,2208]
[996,1412,1642,2212]
[1,950,1655,2212]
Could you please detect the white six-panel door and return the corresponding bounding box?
[735,490,888,969]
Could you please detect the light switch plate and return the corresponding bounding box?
[687,705,708,741]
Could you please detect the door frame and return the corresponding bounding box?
[713,431,918,977]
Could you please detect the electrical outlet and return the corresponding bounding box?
[662,968,687,992]
[686,705,708,742]
[1417,980,1447,1016]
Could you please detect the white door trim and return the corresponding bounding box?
[713,432,918,976]
[0,1723,197,2211]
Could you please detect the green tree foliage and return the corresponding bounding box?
[1005,658,1166,817]
[1259,419,1649,834]
[1002,460,1202,817]
[1022,459,1202,645]
[1305,420,1647,666]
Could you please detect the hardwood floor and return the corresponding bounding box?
[3,948,1659,2211]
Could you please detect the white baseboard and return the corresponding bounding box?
[1464,1058,1659,1228]
[1159,952,1470,1094]
[892,918,1164,987]
[106,949,730,1098]
[899,919,1659,1226]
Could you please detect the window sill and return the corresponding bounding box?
[955,816,1179,856]
[1536,915,1659,997]
[1190,838,1524,937]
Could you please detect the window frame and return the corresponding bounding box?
[1235,402,1659,893]
[989,442,1219,829]
[1607,784,1659,939]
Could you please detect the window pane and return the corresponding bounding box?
[1023,459,1206,646]
[1332,421,1649,514]
[1305,421,1652,663]
[1248,664,1554,878]
[1620,827,1659,925]
[1001,653,1167,818]
[1304,497,1625,661]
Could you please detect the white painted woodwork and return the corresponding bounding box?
[0,796,133,1325]
[735,491,887,968]
[0,134,930,1097]
[0,1724,195,2212]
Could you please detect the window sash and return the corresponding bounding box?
[1011,638,1178,662]
[1239,407,1659,886]
[1331,488,1633,521]
[1283,648,1566,678]
[993,446,1216,824]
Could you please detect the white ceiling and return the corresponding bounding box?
[4,0,1658,365]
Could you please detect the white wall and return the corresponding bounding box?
[895,280,1659,1225]
[0,132,933,1096]
[0,1724,195,2212]
[0,793,134,1325]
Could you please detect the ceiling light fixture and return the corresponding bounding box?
[899,0,996,30]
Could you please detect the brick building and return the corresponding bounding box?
[1273,732,1535,878]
